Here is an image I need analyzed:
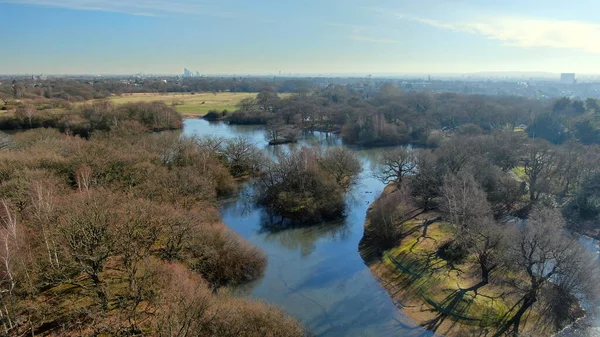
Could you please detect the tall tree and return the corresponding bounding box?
[522,139,556,202]
[494,207,592,336]
[441,169,492,237]
[374,147,416,185]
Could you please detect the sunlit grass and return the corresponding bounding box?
[104,92,258,116]
[379,221,511,327]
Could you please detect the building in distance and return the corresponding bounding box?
[560,73,576,84]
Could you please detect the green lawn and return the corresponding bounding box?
[105,92,258,116]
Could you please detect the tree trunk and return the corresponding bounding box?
[90,273,108,311]
[493,295,536,337]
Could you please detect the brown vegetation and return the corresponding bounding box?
[0,124,304,336]
[256,147,361,225]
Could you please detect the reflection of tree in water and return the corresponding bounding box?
[259,212,351,258]
[218,183,258,219]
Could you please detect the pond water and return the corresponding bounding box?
[183,119,434,337]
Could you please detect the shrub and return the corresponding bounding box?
[256,147,349,224]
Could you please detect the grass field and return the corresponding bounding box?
[105,92,259,116]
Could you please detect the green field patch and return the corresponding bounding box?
[104,92,258,116]
[379,221,510,328]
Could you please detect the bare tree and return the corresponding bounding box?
[0,200,18,334]
[76,165,93,193]
[441,170,492,237]
[115,201,161,295]
[365,186,415,249]
[319,147,362,189]
[264,120,299,145]
[154,263,214,337]
[235,97,257,112]
[522,139,557,202]
[411,150,442,210]
[374,147,416,185]
[256,88,280,112]
[30,180,60,269]
[222,137,262,177]
[60,195,116,310]
[494,206,592,336]
[464,217,507,293]
[15,105,35,127]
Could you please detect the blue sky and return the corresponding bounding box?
[2,0,600,75]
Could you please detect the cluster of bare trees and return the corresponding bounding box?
[0,100,183,138]
[0,125,303,336]
[369,129,600,335]
[256,147,361,224]
[225,83,558,147]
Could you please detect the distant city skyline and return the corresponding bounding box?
[2,0,600,75]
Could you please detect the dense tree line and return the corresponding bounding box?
[226,84,537,146]
[226,84,600,147]
[527,97,600,144]
[0,77,322,103]
[5,77,600,146]
[0,101,182,138]
[0,120,304,335]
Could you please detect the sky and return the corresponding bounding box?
[1,0,600,75]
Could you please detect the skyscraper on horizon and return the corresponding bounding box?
[560,73,576,84]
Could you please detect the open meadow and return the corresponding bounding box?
[106,92,259,116]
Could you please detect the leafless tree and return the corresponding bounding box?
[441,170,492,237]
[463,217,507,293]
[76,165,93,193]
[60,195,116,310]
[265,120,299,145]
[410,150,442,210]
[522,139,557,202]
[155,264,214,337]
[366,186,415,249]
[319,147,362,189]
[222,137,262,177]
[236,97,258,112]
[0,200,18,334]
[30,181,60,269]
[374,147,416,185]
[115,202,161,295]
[494,206,593,336]
[15,105,35,127]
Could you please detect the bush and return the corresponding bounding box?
[437,240,469,265]
[228,110,274,125]
[190,226,266,289]
[204,109,225,121]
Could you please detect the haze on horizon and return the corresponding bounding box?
[2,0,600,75]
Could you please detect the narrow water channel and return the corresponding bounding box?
[183,119,600,337]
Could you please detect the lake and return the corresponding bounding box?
[184,119,434,336]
